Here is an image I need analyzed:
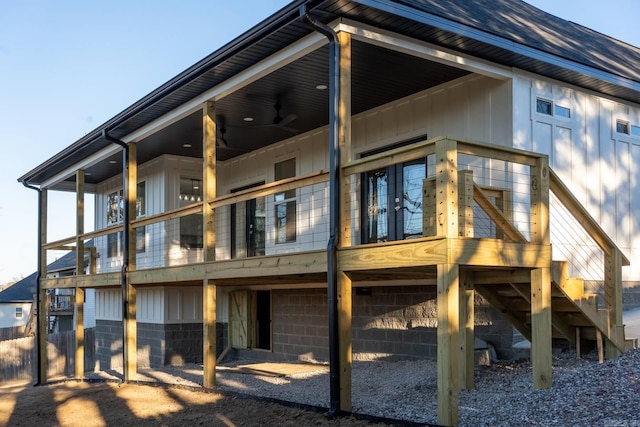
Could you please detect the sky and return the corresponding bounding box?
[0,0,639,285]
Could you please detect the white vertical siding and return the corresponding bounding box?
[513,71,640,281]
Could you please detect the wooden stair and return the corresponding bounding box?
[475,261,637,359]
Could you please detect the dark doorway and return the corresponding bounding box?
[255,290,271,350]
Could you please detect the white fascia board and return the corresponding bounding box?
[336,20,512,80]
[41,144,122,190]
[123,31,328,144]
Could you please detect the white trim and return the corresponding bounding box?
[335,20,512,80]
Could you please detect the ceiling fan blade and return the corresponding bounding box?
[278,113,297,127]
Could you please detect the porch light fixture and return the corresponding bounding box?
[315,84,328,90]
[183,143,192,148]
[109,160,117,164]
[243,117,254,122]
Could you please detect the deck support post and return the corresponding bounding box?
[530,155,551,389]
[203,280,217,388]
[337,30,352,413]
[459,270,474,390]
[124,141,138,381]
[202,101,217,387]
[75,169,85,379]
[531,267,552,388]
[437,263,460,426]
[604,248,623,359]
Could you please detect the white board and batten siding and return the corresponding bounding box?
[513,72,640,281]
[95,286,211,323]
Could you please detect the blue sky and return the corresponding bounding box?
[0,0,638,284]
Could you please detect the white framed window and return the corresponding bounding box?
[15,307,23,318]
[536,97,570,118]
[616,119,640,138]
[274,158,296,244]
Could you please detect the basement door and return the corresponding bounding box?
[229,290,271,350]
[362,159,426,243]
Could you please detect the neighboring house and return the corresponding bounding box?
[16,1,639,424]
[0,274,35,339]
[0,246,96,338]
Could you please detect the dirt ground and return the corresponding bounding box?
[0,380,390,427]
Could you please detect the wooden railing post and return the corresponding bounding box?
[529,156,552,389]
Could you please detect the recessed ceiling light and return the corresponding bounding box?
[183,143,192,148]
[85,172,92,176]
[243,117,254,122]
[109,160,117,164]
[316,84,328,90]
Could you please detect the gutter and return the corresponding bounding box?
[22,182,44,386]
[101,129,130,382]
[300,5,342,418]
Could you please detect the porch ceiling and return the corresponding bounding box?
[70,40,469,187]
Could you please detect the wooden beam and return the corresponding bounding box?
[531,267,552,389]
[203,280,217,388]
[447,239,551,268]
[530,157,550,245]
[459,271,474,390]
[38,188,48,384]
[437,263,460,426]
[338,271,352,411]
[74,286,84,379]
[456,140,539,166]
[473,184,527,242]
[338,30,353,413]
[125,283,137,380]
[76,170,85,275]
[435,139,459,239]
[339,238,447,271]
[127,142,138,271]
[74,170,85,380]
[458,171,474,238]
[203,101,216,263]
[124,141,138,381]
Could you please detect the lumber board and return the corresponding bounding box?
[473,184,527,242]
[447,239,551,267]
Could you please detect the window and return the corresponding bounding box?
[632,125,640,137]
[274,158,296,244]
[179,177,203,249]
[536,98,552,115]
[15,307,23,318]
[106,182,146,257]
[617,120,629,134]
[536,98,571,118]
[554,105,571,118]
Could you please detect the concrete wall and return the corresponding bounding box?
[265,286,515,363]
[95,319,227,370]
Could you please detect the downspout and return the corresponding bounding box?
[300,6,341,418]
[22,182,43,385]
[101,129,130,382]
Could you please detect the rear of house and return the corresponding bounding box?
[17,1,640,424]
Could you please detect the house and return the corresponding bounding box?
[0,245,96,339]
[17,1,639,424]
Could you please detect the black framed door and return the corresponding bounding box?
[362,159,426,243]
[231,182,265,258]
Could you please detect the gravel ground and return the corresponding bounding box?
[97,348,640,426]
